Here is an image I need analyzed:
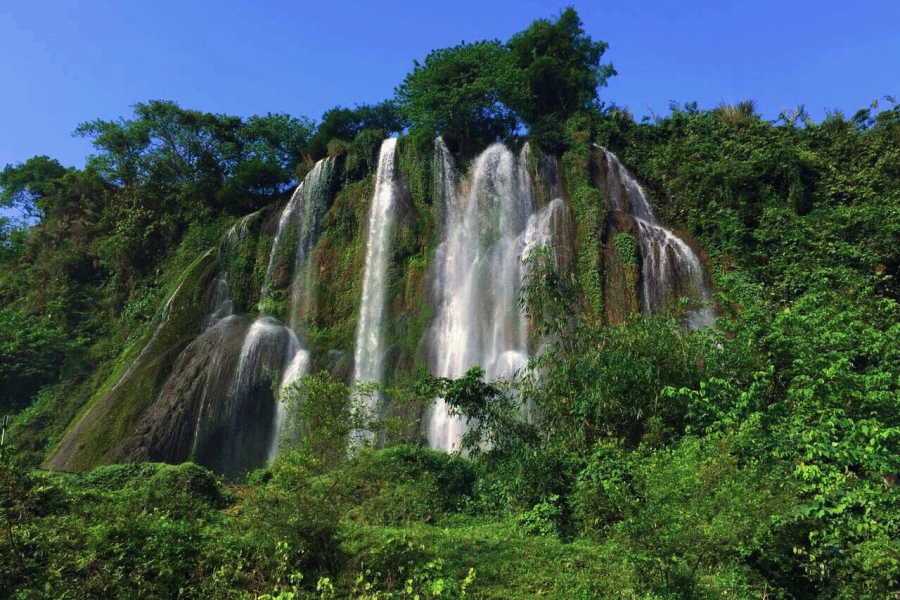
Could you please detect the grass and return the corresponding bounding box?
[341,516,640,599]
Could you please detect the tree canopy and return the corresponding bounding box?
[304,100,407,160]
[395,7,615,153]
[507,7,616,148]
[0,156,70,219]
[396,40,521,154]
[75,100,315,211]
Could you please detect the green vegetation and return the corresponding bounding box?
[396,39,520,156]
[305,101,407,161]
[507,8,616,151]
[397,8,613,155]
[2,6,900,598]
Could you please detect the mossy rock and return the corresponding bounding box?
[44,249,219,472]
[602,212,641,325]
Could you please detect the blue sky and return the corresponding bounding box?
[1,0,898,173]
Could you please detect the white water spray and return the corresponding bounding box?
[259,183,305,310]
[598,146,715,329]
[427,142,538,451]
[352,138,398,432]
[250,159,335,461]
[258,157,335,318]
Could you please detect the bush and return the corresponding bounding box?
[337,444,475,525]
[517,494,562,538]
[240,445,345,575]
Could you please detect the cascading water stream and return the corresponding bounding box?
[259,182,305,310]
[523,198,575,273]
[274,344,309,459]
[203,272,234,329]
[207,159,335,465]
[352,138,398,429]
[289,157,336,330]
[188,314,243,463]
[231,317,310,464]
[427,142,538,451]
[598,146,716,329]
[258,157,335,318]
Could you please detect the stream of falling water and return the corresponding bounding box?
[427,141,539,451]
[259,182,305,310]
[231,317,310,463]
[352,138,398,437]
[289,157,336,331]
[226,158,335,463]
[598,147,716,329]
[259,157,335,316]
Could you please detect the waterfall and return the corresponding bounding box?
[427,142,538,451]
[259,182,305,310]
[230,317,309,464]
[258,157,335,317]
[225,210,258,249]
[434,137,458,227]
[273,344,309,460]
[352,138,398,431]
[188,315,244,463]
[289,157,336,330]
[247,158,335,459]
[203,272,234,329]
[203,159,333,465]
[176,316,302,475]
[234,319,300,403]
[523,198,576,272]
[598,146,716,329]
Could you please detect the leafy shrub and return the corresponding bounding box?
[571,439,632,535]
[614,231,637,266]
[347,533,477,600]
[618,436,794,594]
[517,494,562,537]
[239,445,346,577]
[335,445,474,525]
[345,128,387,181]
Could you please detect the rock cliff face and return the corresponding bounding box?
[110,316,256,476]
[45,136,716,477]
[602,210,641,325]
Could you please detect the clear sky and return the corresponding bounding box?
[1,0,898,172]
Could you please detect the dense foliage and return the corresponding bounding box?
[2,7,899,599]
[396,7,614,154]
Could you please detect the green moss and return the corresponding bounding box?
[384,139,438,382]
[614,232,637,266]
[306,177,373,353]
[397,135,435,216]
[561,116,605,323]
[345,128,384,180]
[615,232,639,301]
[385,254,435,383]
[258,218,301,322]
[219,209,268,313]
